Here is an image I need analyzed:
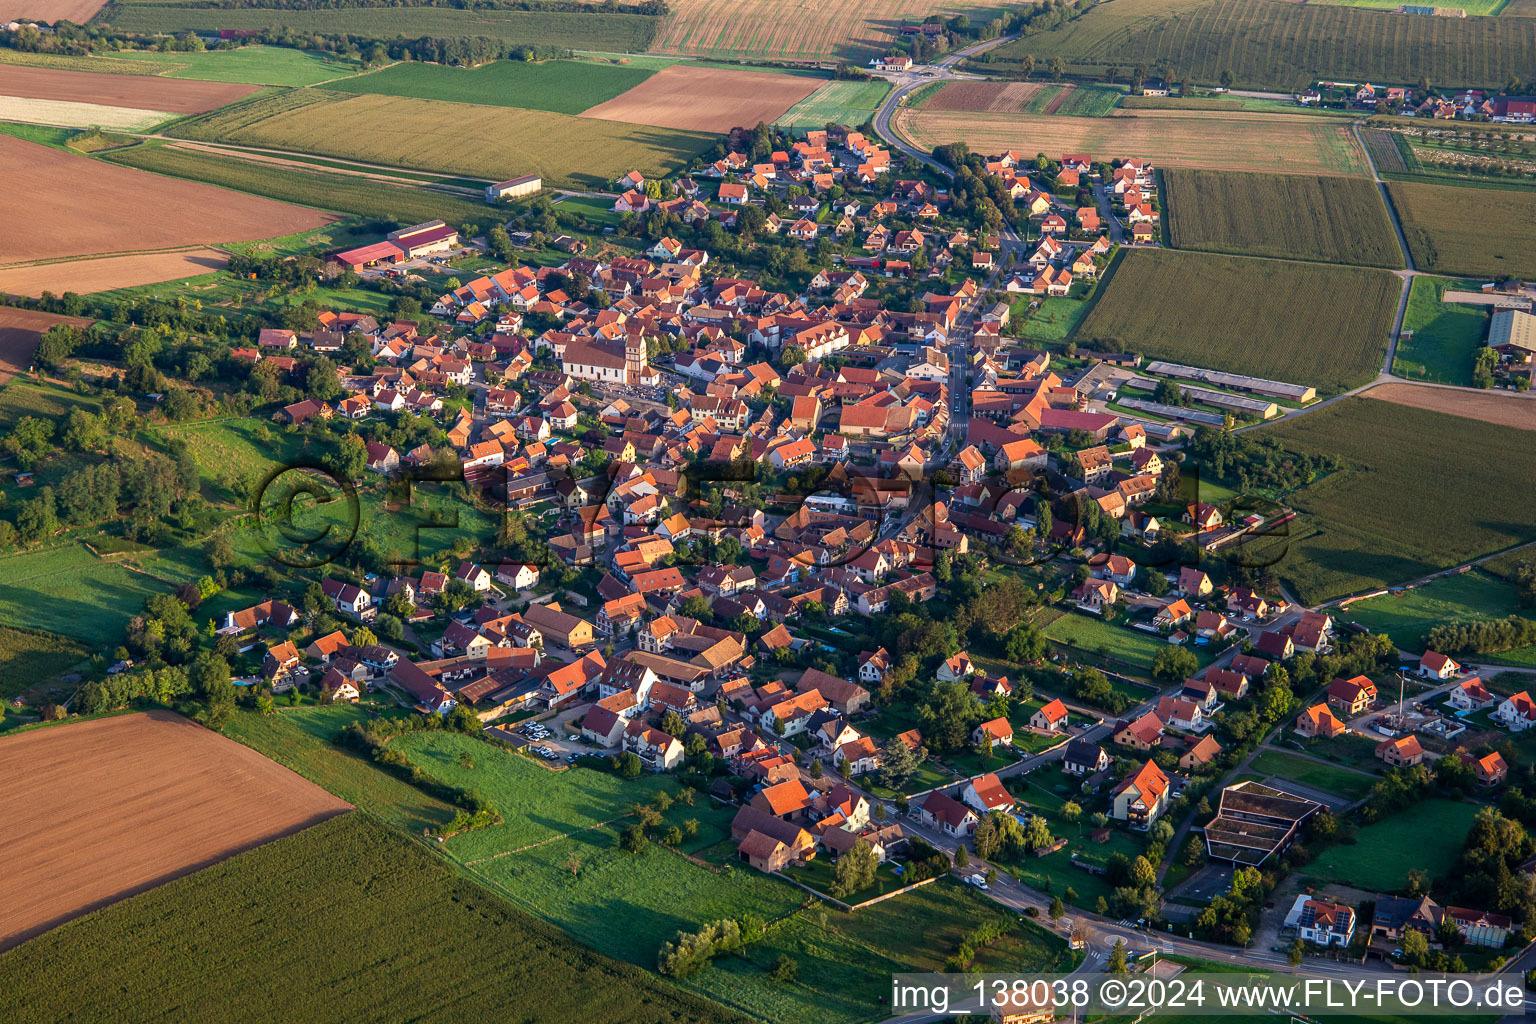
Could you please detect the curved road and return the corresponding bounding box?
[871,33,1021,177]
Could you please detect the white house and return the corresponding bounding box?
[1297,900,1355,948]
[1496,691,1536,732]
[1419,650,1461,679]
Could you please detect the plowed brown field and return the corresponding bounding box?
[0,249,229,298]
[1365,381,1536,431]
[928,80,1049,113]
[1,134,334,263]
[0,64,257,113]
[0,711,350,951]
[0,307,91,386]
[0,0,107,24]
[580,64,819,133]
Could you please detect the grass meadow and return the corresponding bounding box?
[1248,749,1375,799]
[1258,398,1536,603]
[1042,612,1171,676]
[321,58,653,114]
[0,626,89,698]
[110,46,363,86]
[0,542,192,643]
[1075,249,1400,394]
[1305,799,1482,892]
[1391,276,1490,386]
[1341,569,1535,653]
[1163,169,1402,268]
[0,813,746,1024]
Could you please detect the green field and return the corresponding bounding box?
[0,380,104,432]
[1388,179,1536,280]
[98,5,660,53]
[1043,612,1171,675]
[1248,749,1375,799]
[1016,296,1092,342]
[1342,569,1534,652]
[170,90,717,189]
[1163,169,1403,268]
[0,542,194,644]
[1307,798,1482,892]
[390,730,691,855]
[1050,84,1124,116]
[223,707,458,834]
[1075,249,1400,394]
[111,46,364,86]
[983,0,1536,92]
[321,58,652,114]
[0,626,89,698]
[1313,0,1508,14]
[778,80,890,130]
[0,812,747,1024]
[1258,397,1536,603]
[101,142,503,231]
[1391,276,1490,385]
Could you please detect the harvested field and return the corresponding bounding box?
[1,134,335,263]
[1364,382,1536,432]
[0,0,107,24]
[0,307,92,386]
[579,64,820,133]
[927,80,1051,113]
[0,95,172,130]
[0,249,228,298]
[173,90,716,189]
[894,107,1368,176]
[1076,249,1399,393]
[1387,179,1536,280]
[1163,169,1402,267]
[0,711,350,951]
[0,64,257,113]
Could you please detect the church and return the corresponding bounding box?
[560,332,656,386]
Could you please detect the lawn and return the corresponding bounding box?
[1389,179,1536,280]
[1391,276,1490,385]
[1002,813,1149,912]
[171,90,717,190]
[321,58,653,114]
[0,813,746,1024]
[1341,569,1532,652]
[153,416,309,504]
[1163,169,1402,268]
[1306,798,1483,892]
[777,80,890,130]
[1248,749,1375,800]
[0,625,89,699]
[1074,249,1400,395]
[111,46,364,86]
[1016,296,1091,342]
[1043,612,1176,676]
[1255,397,1536,603]
[222,706,457,834]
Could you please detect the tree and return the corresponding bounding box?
[1108,939,1129,974]
[769,953,799,983]
[660,709,686,738]
[1288,937,1306,966]
[616,751,644,779]
[620,824,648,854]
[1049,896,1065,921]
[833,841,879,897]
[1152,646,1199,683]
[955,845,970,869]
[1402,928,1430,967]
[1219,69,1235,90]
[1062,801,1082,822]
[1183,836,1205,867]
[1130,855,1156,889]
